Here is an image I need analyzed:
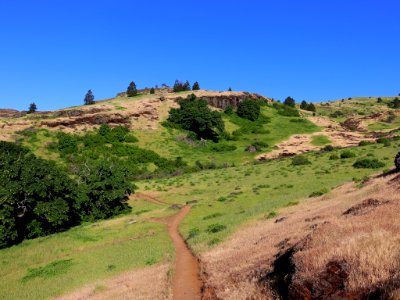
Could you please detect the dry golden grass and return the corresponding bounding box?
[56,263,172,300]
[201,173,400,299]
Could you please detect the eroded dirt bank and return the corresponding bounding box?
[201,172,400,299]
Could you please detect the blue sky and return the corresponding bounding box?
[0,0,399,111]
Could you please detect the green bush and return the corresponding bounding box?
[291,156,311,166]
[353,158,385,169]
[209,143,237,152]
[237,100,261,121]
[376,138,391,147]
[340,150,356,159]
[359,140,374,146]
[309,188,329,197]
[206,223,227,233]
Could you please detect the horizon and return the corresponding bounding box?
[1,0,399,111]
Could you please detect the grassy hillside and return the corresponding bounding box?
[1,91,400,299]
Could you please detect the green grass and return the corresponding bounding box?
[311,135,331,146]
[368,116,400,131]
[0,198,174,300]
[135,105,319,166]
[136,141,399,253]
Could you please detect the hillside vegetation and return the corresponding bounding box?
[1,88,400,299]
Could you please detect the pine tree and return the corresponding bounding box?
[173,80,182,92]
[228,87,232,91]
[84,90,95,105]
[300,100,307,110]
[127,81,138,97]
[150,87,155,94]
[28,102,37,114]
[284,96,296,107]
[183,80,191,91]
[192,81,200,90]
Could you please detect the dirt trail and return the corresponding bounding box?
[132,192,167,205]
[138,192,202,300]
[161,206,202,300]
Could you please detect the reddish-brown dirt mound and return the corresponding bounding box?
[343,198,389,216]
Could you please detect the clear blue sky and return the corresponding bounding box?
[1,0,399,111]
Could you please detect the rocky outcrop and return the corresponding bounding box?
[0,109,26,118]
[200,92,268,109]
[40,113,131,128]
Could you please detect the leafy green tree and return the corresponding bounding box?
[150,87,155,94]
[74,160,134,221]
[237,100,261,121]
[284,96,296,107]
[388,97,400,109]
[127,81,138,97]
[84,90,95,105]
[0,142,78,248]
[300,100,307,110]
[192,81,200,90]
[28,102,37,114]
[167,94,224,140]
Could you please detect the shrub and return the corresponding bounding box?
[309,188,329,197]
[206,223,226,233]
[388,97,400,109]
[359,140,374,146]
[84,90,95,105]
[237,100,261,121]
[376,138,391,147]
[291,156,311,166]
[329,154,340,160]
[353,158,385,169]
[340,150,356,159]
[322,145,334,152]
[150,87,155,94]
[209,143,237,152]
[224,106,233,115]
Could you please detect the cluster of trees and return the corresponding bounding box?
[388,97,400,109]
[166,94,224,140]
[236,100,261,121]
[300,100,316,112]
[173,80,200,92]
[0,141,134,248]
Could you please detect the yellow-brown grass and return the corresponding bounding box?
[201,173,400,299]
[56,263,172,300]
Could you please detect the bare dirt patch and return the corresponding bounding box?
[56,263,172,300]
[257,116,374,160]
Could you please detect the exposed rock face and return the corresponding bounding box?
[0,109,26,118]
[200,92,268,109]
[40,113,131,128]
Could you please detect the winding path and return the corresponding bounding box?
[136,193,202,299]
[166,206,202,300]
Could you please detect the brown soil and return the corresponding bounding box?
[256,116,375,161]
[156,206,202,300]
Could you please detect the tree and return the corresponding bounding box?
[84,90,95,105]
[173,80,183,92]
[306,103,316,112]
[395,151,400,171]
[28,102,37,114]
[0,142,78,248]
[300,100,307,110]
[237,100,261,121]
[388,97,400,109]
[127,81,138,97]
[167,94,224,140]
[284,96,296,107]
[74,160,134,221]
[150,87,155,94]
[183,80,191,91]
[228,87,232,91]
[192,81,200,90]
